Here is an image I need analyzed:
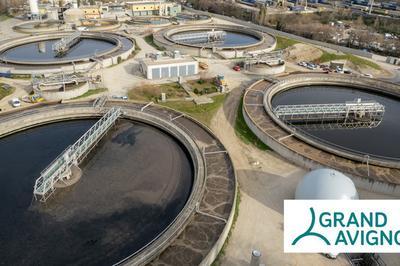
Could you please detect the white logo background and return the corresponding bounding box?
[284,200,400,253]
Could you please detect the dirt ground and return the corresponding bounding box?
[285,43,323,62]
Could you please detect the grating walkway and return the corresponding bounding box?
[172,30,226,44]
[52,31,81,57]
[33,107,122,202]
[274,98,385,128]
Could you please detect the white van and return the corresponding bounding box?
[11,98,21,107]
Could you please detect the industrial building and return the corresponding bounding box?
[80,5,101,19]
[139,51,198,79]
[126,0,181,17]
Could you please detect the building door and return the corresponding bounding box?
[188,64,195,75]
[170,66,178,77]
[152,68,161,79]
[179,65,187,76]
[161,67,169,78]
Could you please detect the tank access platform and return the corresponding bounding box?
[33,107,121,202]
[52,31,82,57]
[171,29,226,44]
[274,98,385,129]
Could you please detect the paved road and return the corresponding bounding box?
[184,7,373,59]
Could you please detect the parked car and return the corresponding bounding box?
[344,69,352,74]
[112,95,128,100]
[11,98,21,107]
[233,65,241,71]
[361,73,373,78]
[306,63,317,70]
[298,61,307,67]
[335,66,344,74]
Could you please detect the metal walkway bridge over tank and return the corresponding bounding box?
[274,98,385,129]
[172,30,226,44]
[33,107,122,202]
[52,31,82,57]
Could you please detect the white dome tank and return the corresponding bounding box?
[29,0,39,15]
[295,168,359,200]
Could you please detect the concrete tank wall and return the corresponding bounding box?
[247,62,285,75]
[37,82,90,101]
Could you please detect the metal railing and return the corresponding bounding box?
[274,99,385,128]
[33,107,122,202]
[171,30,226,44]
[244,50,284,67]
[32,73,91,87]
[52,31,82,57]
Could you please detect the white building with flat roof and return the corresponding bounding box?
[139,52,198,80]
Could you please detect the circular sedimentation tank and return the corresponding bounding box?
[13,19,120,34]
[0,119,193,265]
[0,102,236,265]
[174,13,211,24]
[242,74,400,195]
[271,84,400,161]
[13,20,64,34]
[79,19,121,31]
[153,25,276,58]
[0,32,135,73]
[130,16,171,26]
[0,37,117,64]
[170,29,260,48]
[165,25,264,49]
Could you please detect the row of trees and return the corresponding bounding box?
[0,0,26,14]
[257,6,400,56]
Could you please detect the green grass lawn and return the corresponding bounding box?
[160,94,226,126]
[0,14,11,22]
[188,79,218,95]
[274,36,300,50]
[0,84,15,100]
[72,88,107,99]
[314,51,381,70]
[10,74,31,80]
[234,97,269,150]
[144,35,166,51]
[128,83,188,102]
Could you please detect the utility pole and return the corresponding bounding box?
[369,0,373,14]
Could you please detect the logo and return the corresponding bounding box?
[284,200,400,253]
[291,207,330,246]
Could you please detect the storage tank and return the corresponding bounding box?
[29,0,39,16]
[47,7,59,20]
[295,168,359,200]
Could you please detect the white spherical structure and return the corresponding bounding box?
[295,168,359,200]
[29,0,39,15]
